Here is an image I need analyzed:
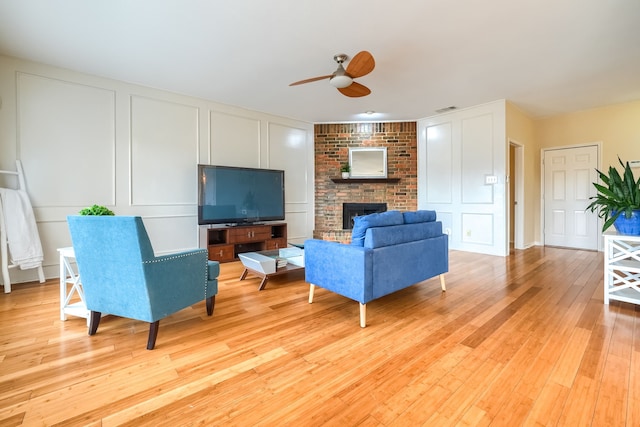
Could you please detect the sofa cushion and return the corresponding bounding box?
[364,221,443,248]
[351,210,404,246]
[403,210,436,224]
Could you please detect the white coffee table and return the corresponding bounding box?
[239,247,304,290]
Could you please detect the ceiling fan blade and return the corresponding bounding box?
[346,51,375,78]
[289,75,333,86]
[338,82,371,97]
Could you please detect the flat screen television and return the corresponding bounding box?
[198,164,285,225]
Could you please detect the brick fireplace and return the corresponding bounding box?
[313,122,418,242]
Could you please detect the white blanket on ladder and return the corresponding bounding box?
[0,188,44,269]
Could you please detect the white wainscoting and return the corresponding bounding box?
[0,55,314,284]
[418,100,507,256]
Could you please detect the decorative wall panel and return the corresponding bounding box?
[425,123,453,203]
[142,216,199,253]
[284,211,308,245]
[17,73,115,207]
[131,96,198,205]
[210,111,260,167]
[461,213,493,245]
[268,123,308,204]
[461,113,493,204]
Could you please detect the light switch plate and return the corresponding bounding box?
[485,175,498,184]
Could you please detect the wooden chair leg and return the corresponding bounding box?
[147,321,160,350]
[206,295,216,316]
[359,303,366,328]
[440,274,446,291]
[88,311,101,335]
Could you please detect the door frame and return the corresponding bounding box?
[509,140,525,250]
[540,142,602,250]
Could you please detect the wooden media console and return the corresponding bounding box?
[204,223,287,262]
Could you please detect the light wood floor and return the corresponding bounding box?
[0,246,638,426]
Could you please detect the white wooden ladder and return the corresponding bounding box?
[0,160,45,293]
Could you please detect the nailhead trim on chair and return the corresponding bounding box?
[142,250,211,298]
[142,251,205,264]
[204,264,208,300]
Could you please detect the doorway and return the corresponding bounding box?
[509,141,524,250]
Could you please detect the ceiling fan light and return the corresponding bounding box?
[330,75,353,88]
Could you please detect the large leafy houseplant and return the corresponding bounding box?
[586,158,640,232]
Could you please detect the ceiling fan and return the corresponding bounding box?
[289,51,375,97]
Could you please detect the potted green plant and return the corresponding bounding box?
[586,158,640,235]
[340,162,351,179]
[79,204,115,216]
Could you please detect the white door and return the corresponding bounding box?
[543,145,599,249]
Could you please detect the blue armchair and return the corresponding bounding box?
[67,216,219,350]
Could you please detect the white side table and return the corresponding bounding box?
[58,247,90,324]
[603,231,640,305]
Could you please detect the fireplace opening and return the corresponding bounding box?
[342,203,387,230]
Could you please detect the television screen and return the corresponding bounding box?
[198,165,285,225]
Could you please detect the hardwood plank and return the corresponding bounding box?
[591,353,629,427]
[558,374,599,426]
[522,381,570,425]
[549,327,592,387]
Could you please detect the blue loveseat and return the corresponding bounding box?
[304,210,448,327]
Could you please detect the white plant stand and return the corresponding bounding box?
[58,247,90,325]
[603,230,640,305]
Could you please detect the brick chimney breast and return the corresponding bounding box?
[313,122,418,242]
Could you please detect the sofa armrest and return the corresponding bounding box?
[304,239,374,303]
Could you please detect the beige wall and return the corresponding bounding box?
[506,101,538,247]
[536,100,640,170]
[533,100,640,245]
[503,100,640,247]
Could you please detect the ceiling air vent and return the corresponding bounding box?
[435,106,457,114]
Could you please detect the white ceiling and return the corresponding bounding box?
[1,0,639,123]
